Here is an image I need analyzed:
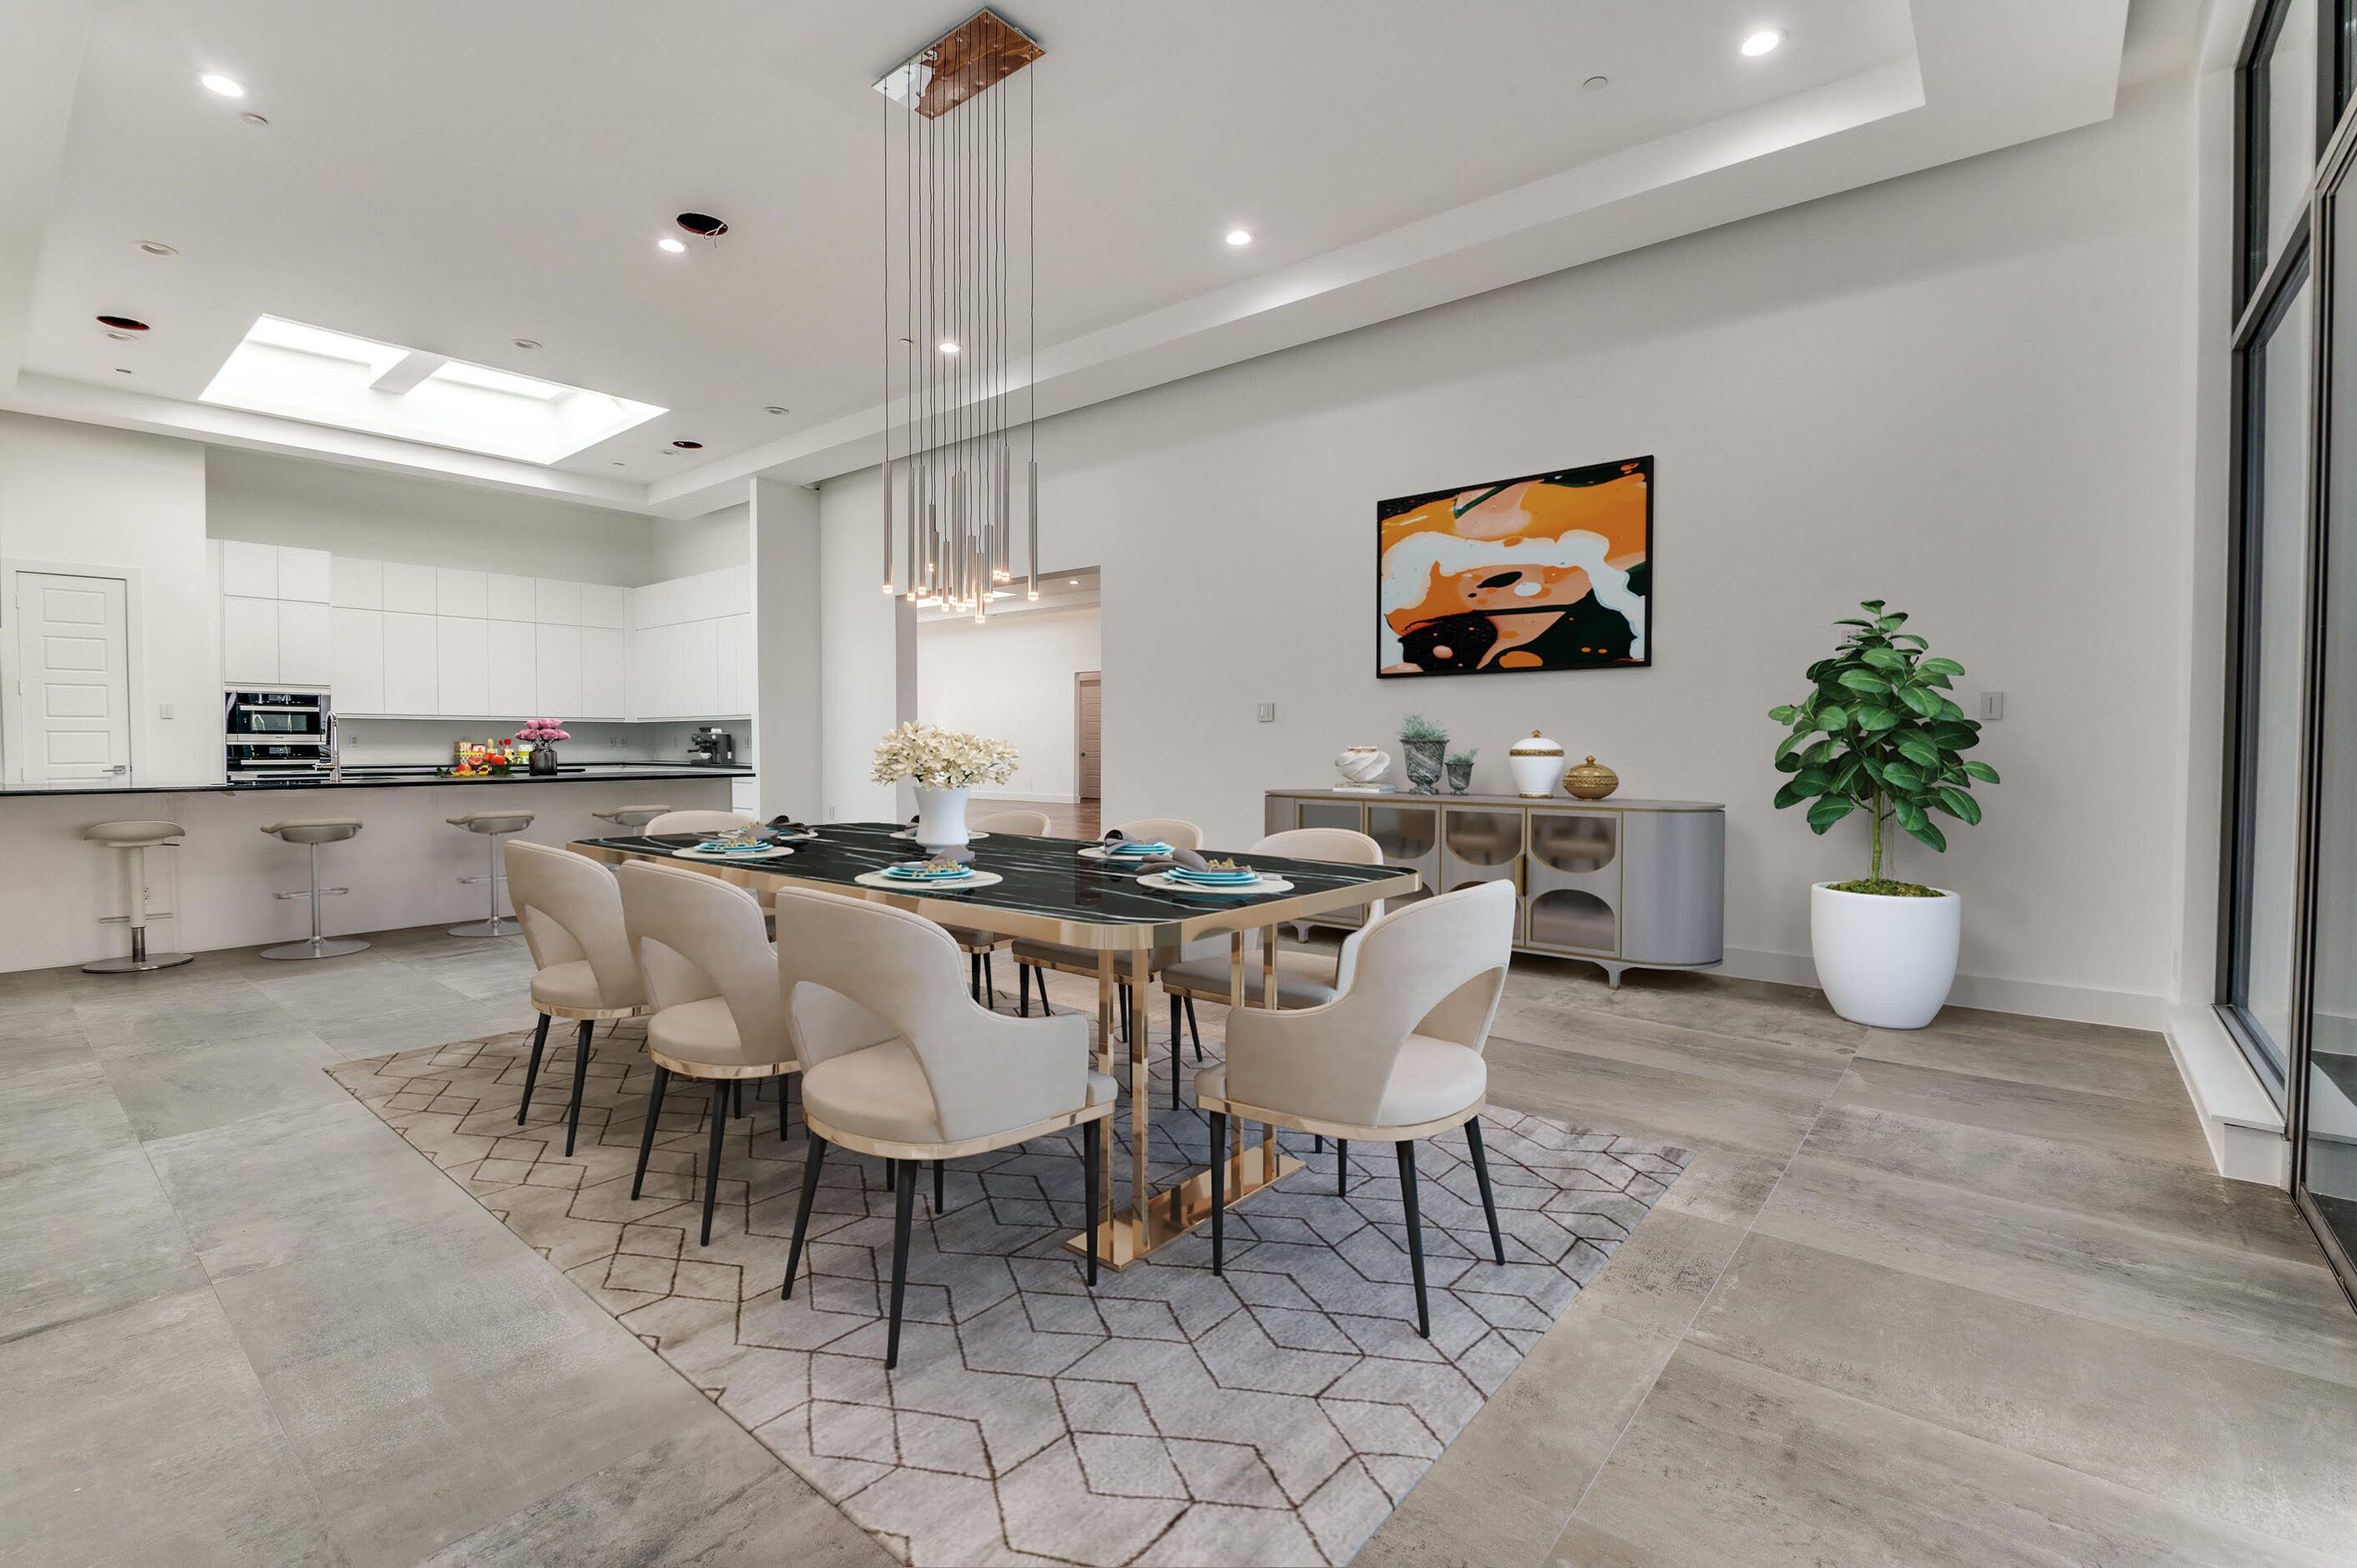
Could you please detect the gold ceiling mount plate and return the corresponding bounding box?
[873,8,1044,119]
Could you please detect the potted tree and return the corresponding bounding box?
[1768,600,1999,1028]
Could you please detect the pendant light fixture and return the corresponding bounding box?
[874,7,1044,621]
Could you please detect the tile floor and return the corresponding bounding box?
[3,923,2352,1565]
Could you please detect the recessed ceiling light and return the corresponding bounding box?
[240,113,269,127]
[114,367,133,374]
[670,439,703,449]
[137,240,178,256]
[675,212,729,238]
[200,73,246,98]
[95,315,149,332]
[1226,229,1252,246]
[763,405,789,415]
[938,341,959,355]
[610,460,625,467]
[1583,75,1609,90]
[1068,578,1080,585]
[657,236,687,254]
[1741,28,1783,56]
[512,338,540,350]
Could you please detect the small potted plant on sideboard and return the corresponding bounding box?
[1768,599,1999,1029]
[1400,713,1449,794]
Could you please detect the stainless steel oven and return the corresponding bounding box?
[224,688,336,780]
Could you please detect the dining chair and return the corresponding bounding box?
[644,809,758,835]
[1198,878,1515,1338]
[1154,827,1384,1108]
[774,886,1115,1369]
[615,860,802,1246]
[503,841,650,1156]
[1011,817,1204,1028]
[941,807,1052,1008]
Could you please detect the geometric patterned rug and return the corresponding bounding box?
[330,991,1687,1566]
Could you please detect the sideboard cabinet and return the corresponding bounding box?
[1262,788,1724,986]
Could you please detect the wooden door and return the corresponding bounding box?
[1075,670,1101,800]
[17,571,131,783]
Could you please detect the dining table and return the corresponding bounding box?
[567,821,1419,1269]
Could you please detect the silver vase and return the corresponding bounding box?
[1403,738,1446,794]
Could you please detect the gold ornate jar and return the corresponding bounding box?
[1562,755,1620,801]
[1507,731,1565,797]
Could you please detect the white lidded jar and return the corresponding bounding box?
[1508,731,1565,798]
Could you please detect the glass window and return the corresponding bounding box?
[2251,0,2319,291]
[2230,266,2314,1089]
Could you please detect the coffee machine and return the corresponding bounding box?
[687,727,735,766]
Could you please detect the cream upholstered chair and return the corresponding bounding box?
[617,861,801,1246]
[1011,817,1205,1026]
[645,809,758,835]
[775,886,1115,1369]
[943,807,1053,1007]
[1155,827,1385,1109]
[503,841,650,1156]
[1199,878,1515,1338]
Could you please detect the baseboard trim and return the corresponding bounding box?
[1718,946,2166,1030]
[2161,1004,2289,1186]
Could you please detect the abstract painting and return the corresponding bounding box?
[1378,455,1651,677]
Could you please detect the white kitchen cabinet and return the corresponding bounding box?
[331,556,382,609]
[681,616,718,717]
[715,612,749,715]
[435,569,488,619]
[534,578,581,625]
[629,624,669,718]
[580,583,626,629]
[485,620,536,716]
[486,572,535,621]
[276,547,331,604]
[382,612,438,714]
[382,563,437,614]
[220,540,278,599]
[435,616,488,716]
[277,601,332,685]
[330,608,385,713]
[220,594,279,685]
[534,624,582,716]
[580,627,625,720]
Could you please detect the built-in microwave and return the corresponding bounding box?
[225,688,336,779]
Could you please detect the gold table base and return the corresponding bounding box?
[1063,1148,1307,1271]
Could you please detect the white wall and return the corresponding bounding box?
[0,411,219,783]
[654,503,751,578]
[206,447,653,584]
[917,605,1101,801]
[752,478,821,820]
[820,81,2197,1024]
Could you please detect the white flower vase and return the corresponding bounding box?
[1810,883,1960,1029]
[914,786,973,849]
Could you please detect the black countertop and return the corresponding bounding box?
[0,764,753,800]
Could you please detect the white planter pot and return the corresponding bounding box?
[913,786,972,849]
[1809,882,1960,1029]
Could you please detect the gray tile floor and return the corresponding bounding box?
[3,925,2352,1565]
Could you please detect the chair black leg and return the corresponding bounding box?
[517,1014,550,1125]
[1396,1141,1429,1338]
[732,1080,744,1119]
[779,1073,792,1141]
[1183,997,1202,1062]
[564,1020,594,1156]
[1018,964,1030,1016]
[1335,1136,1348,1196]
[970,951,984,1002]
[782,1133,827,1298]
[1464,1116,1505,1265]
[700,1079,728,1246]
[885,1156,917,1370]
[984,953,997,1008]
[1209,1110,1227,1275]
[1314,1135,1324,1152]
[1168,994,1182,1110]
[1082,1118,1100,1287]
[631,1065,670,1200]
[1117,984,1130,1043]
[933,1158,945,1214]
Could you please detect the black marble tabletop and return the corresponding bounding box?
[579,821,1409,935]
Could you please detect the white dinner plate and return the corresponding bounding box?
[671,844,797,862]
[1077,844,1171,862]
[1136,872,1292,896]
[852,867,1005,892]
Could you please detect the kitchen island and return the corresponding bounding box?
[0,765,752,972]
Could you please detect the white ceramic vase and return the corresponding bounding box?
[1507,731,1565,798]
[1333,746,1391,789]
[913,786,972,849]
[1809,882,1960,1029]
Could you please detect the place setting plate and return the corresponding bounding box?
[853,864,1005,891]
[1136,870,1294,896]
[672,842,800,862]
[1077,842,1172,864]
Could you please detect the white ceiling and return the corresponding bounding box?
[2,0,2137,518]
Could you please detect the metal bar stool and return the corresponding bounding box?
[258,819,368,960]
[447,811,534,937]
[590,804,672,834]
[81,821,194,974]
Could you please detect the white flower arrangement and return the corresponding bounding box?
[869,721,1019,792]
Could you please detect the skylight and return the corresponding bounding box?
[200,315,664,464]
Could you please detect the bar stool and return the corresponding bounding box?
[258,819,368,961]
[81,821,193,974]
[448,811,534,937]
[590,803,672,833]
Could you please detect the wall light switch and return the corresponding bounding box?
[158,702,174,721]
[1257,702,1276,723]
[1980,691,2005,721]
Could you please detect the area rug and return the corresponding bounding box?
[331,992,1687,1566]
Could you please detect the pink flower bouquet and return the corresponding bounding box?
[518,718,571,743]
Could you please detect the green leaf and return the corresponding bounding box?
[1919,656,1964,678]
[1935,787,1983,825]
[1890,634,1928,649]
[1904,817,1949,854]
[1815,703,1848,731]
[1806,797,1855,833]
[1961,759,2000,784]
[1839,670,1889,694]
[1833,618,1874,629]
[1774,749,1805,774]
[1894,798,1928,835]
[1895,734,1943,769]
[1896,685,1943,717]
[1859,599,1886,612]
[1773,778,1811,810]
[1767,704,1798,725]
[1883,761,1925,791]
[1876,613,1908,630]
[1792,768,1833,796]
[1854,706,1901,732]
[1860,648,1909,671]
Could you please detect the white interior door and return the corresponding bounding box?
[16,571,131,784]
